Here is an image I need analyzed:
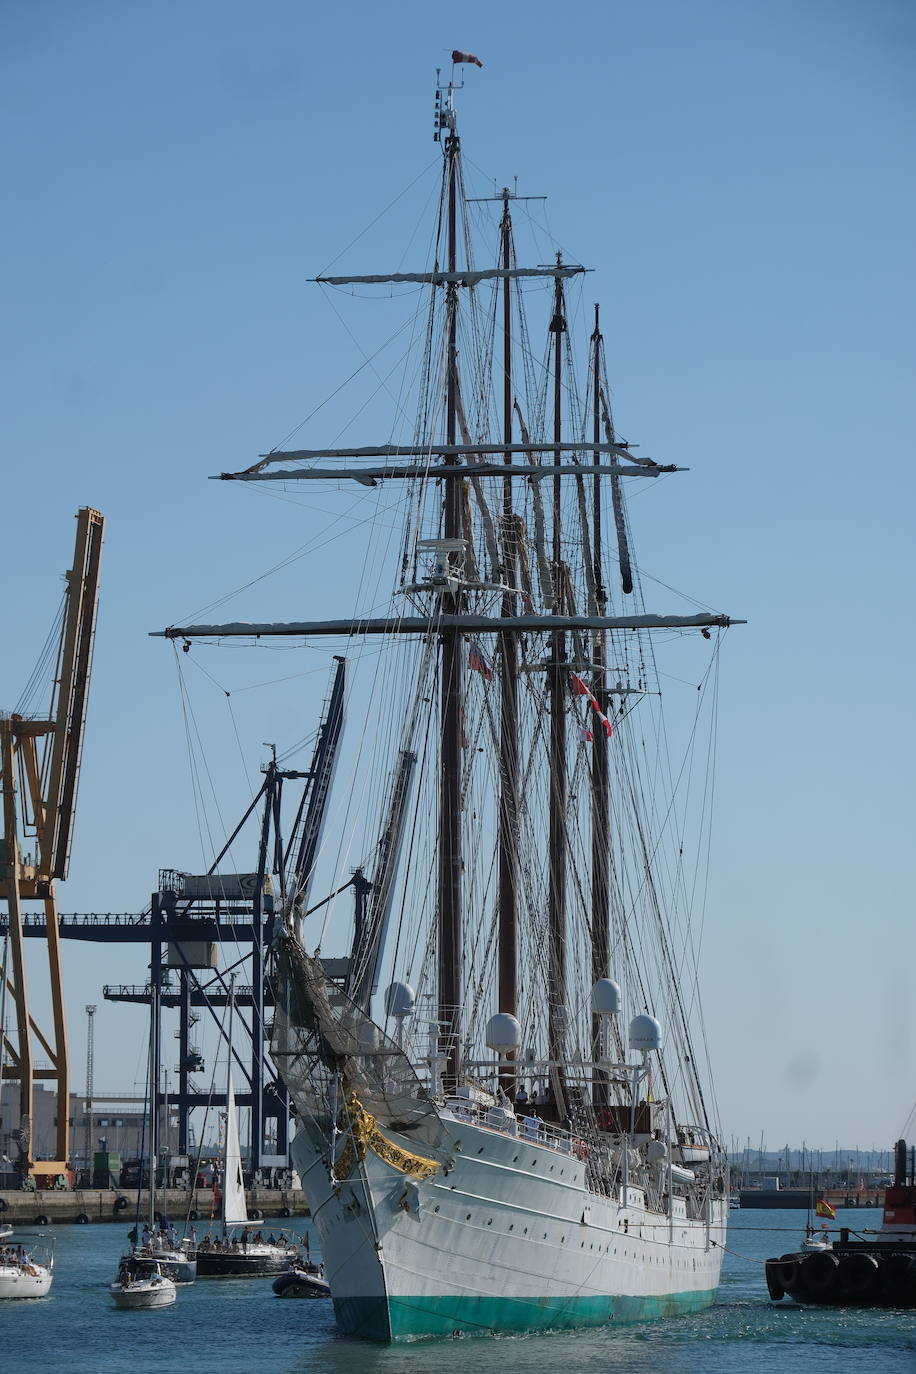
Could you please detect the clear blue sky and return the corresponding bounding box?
[2,0,914,1151]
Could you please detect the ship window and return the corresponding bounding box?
[509,1225,514,1231]
[487,1219,492,1226]
[513,1155,518,1162]
[434,1206,440,1213]
[466,1213,471,1221]
[478,1147,484,1154]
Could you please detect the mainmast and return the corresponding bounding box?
[548,257,568,1114]
[437,90,463,1086]
[498,188,518,1048]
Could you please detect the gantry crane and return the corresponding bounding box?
[0,507,104,1178]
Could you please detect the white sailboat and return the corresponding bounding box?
[195,986,298,1277]
[118,983,196,1286]
[0,1232,54,1300]
[160,59,738,1341]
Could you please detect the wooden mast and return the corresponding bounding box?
[438,118,463,1085]
[498,189,519,1045]
[590,306,611,1097]
[547,257,568,1115]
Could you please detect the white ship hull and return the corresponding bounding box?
[0,1261,54,1299]
[293,1109,726,1341]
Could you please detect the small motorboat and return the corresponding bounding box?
[272,1262,330,1298]
[109,1261,177,1310]
[0,1234,54,1300]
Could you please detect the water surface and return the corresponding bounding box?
[5,1209,916,1373]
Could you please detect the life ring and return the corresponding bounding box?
[188,1209,199,1221]
[801,1250,839,1298]
[114,1196,128,1212]
[34,1214,50,1226]
[840,1252,878,1298]
[281,1206,292,1218]
[75,1212,91,1225]
[773,1256,799,1292]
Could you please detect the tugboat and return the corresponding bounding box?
[766,1140,916,1306]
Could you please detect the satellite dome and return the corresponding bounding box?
[628,1014,662,1053]
[384,981,415,1018]
[591,978,621,1015]
[486,1012,522,1054]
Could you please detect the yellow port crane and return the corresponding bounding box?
[1,506,104,1178]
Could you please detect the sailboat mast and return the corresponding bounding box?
[547,258,568,1103]
[438,118,463,1084]
[148,980,158,1230]
[590,306,611,1092]
[498,188,518,1036]
[222,973,236,1236]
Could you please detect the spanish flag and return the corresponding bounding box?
[815,1199,836,1219]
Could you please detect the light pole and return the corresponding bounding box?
[84,1005,97,1179]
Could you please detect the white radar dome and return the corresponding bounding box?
[486,1013,522,1054]
[591,979,621,1015]
[384,981,415,1018]
[628,1014,662,1053]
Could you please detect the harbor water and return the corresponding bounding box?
[5,1210,916,1372]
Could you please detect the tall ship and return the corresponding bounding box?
[163,57,740,1341]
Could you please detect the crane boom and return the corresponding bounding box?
[0,506,104,1177]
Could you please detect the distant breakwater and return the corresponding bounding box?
[0,1186,307,1226]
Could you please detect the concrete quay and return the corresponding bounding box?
[0,1186,307,1226]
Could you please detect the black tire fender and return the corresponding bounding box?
[802,1250,840,1297]
[840,1252,879,1298]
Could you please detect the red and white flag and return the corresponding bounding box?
[468,642,493,680]
[596,712,613,738]
[570,672,593,699]
[577,723,594,743]
[452,50,483,67]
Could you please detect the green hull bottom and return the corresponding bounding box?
[333,1286,717,1342]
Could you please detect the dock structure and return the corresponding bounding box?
[1,656,348,1180]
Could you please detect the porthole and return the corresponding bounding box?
[466,1213,472,1221]
[487,1219,493,1226]
[434,1205,440,1213]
